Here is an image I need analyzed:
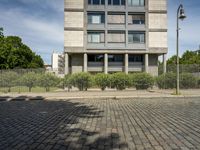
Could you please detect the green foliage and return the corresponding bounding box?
[59,74,72,91]
[156,72,198,89]
[110,73,130,90]
[198,78,200,88]
[0,71,18,92]
[94,73,110,91]
[180,73,197,89]
[38,73,59,92]
[0,36,44,69]
[131,73,154,90]
[156,72,176,89]
[20,72,40,92]
[68,72,92,91]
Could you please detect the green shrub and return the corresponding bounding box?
[94,73,110,91]
[20,72,40,92]
[131,73,154,90]
[180,73,197,89]
[198,78,200,88]
[156,72,176,89]
[38,73,60,92]
[0,71,19,92]
[110,73,130,90]
[69,72,92,91]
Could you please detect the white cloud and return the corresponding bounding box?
[0,6,64,63]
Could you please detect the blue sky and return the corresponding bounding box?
[0,0,200,64]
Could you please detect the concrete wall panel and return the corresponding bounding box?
[149,0,167,11]
[149,32,167,48]
[149,14,167,29]
[65,12,84,28]
[64,31,84,47]
[65,0,84,9]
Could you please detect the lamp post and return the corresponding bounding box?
[176,4,186,95]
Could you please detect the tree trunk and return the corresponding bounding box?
[29,87,32,92]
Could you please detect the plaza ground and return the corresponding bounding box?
[1,97,200,150]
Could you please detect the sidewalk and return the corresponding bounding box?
[1,89,200,101]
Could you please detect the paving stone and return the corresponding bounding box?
[0,98,200,150]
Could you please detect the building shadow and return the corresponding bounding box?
[0,100,128,150]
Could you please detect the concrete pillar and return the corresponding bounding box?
[65,53,69,74]
[145,54,149,73]
[163,54,167,73]
[125,54,129,74]
[104,53,108,74]
[83,53,87,72]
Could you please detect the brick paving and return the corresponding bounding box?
[0,98,200,150]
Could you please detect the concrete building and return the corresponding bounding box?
[52,52,65,75]
[64,0,168,76]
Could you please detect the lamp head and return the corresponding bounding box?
[179,5,186,20]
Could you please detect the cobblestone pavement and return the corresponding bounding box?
[1,98,200,150]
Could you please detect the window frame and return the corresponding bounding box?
[128,31,145,44]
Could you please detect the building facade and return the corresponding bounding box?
[64,0,168,76]
[52,52,65,75]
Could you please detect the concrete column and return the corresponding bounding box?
[145,54,149,73]
[163,54,167,73]
[104,53,108,74]
[83,53,87,72]
[125,54,129,74]
[65,53,69,74]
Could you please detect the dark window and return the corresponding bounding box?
[129,14,145,24]
[88,54,104,62]
[108,55,124,62]
[88,0,105,5]
[108,0,125,5]
[113,0,120,5]
[88,0,92,4]
[93,0,100,5]
[121,0,125,5]
[129,55,143,62]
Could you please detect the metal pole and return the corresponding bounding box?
[176,4,183,95]
[176,6,180,95]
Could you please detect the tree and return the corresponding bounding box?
[38,73,59,92]
[20,72,40,92]
[0,71,18,92]
[0,36,44,69]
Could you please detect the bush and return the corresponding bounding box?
[198,78,200,88]
[63,74,72,91]
[0,71,19,92]
[156,72,176,89]
[94,73,110,91]
[180,73,197,89]
[38,73,60,92]
[69,72,92,91]
[110,73,130,90]
[156,72,198,89]
[20,72,40,92]
[131,73,154,90]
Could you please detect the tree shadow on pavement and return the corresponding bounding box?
[0,100,128,150]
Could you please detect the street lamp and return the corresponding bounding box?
[176,4,186,95]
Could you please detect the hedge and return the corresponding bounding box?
[130,73,154,90]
